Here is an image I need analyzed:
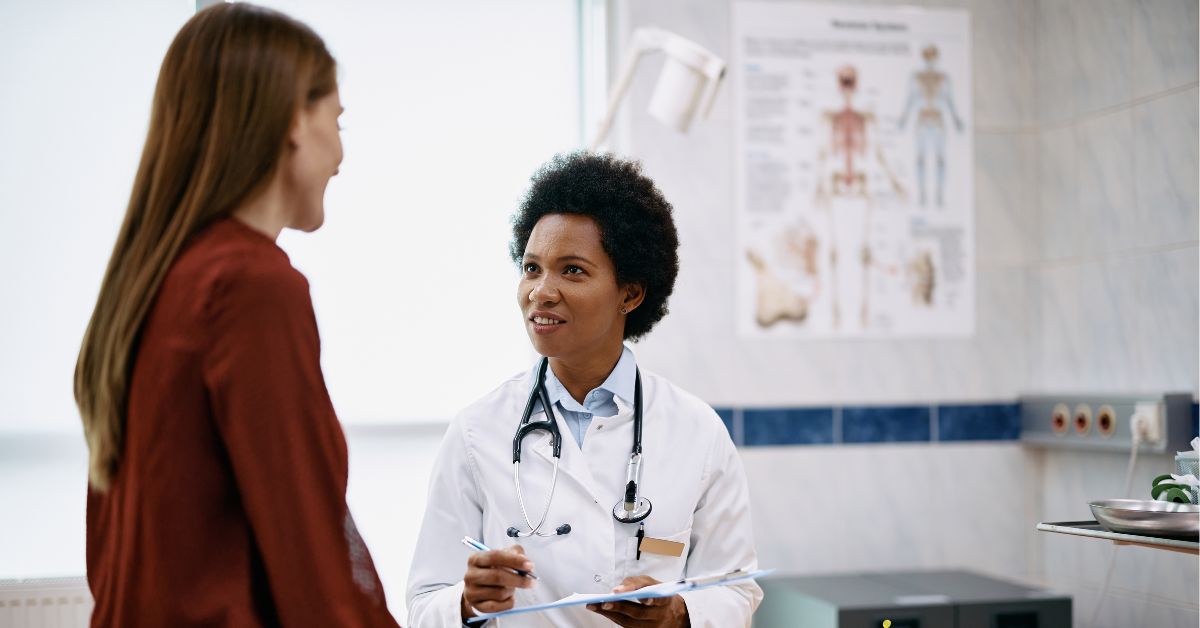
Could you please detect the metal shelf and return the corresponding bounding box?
[1037,520,1198,555]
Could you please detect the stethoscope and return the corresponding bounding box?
[506,357,653,538]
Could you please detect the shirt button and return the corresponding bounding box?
[594,574,603,582]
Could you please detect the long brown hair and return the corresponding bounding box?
[75,3,336,490]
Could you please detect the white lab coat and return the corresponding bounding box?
[406,366,762,627]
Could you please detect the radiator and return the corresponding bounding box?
[0,577,92,628]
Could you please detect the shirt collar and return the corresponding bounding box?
[538,345,637,411]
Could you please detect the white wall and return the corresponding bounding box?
[612,0,1037,581]
[0,1,193,435]
[1026,0,1199,625]
[0,0,579,435]
[618,0,1033,409]
[610,1,1197,627]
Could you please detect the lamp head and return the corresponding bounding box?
[646,31,726,133]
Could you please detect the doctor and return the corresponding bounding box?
[406,153,761,627]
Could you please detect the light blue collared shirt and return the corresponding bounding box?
[532,346,636,448]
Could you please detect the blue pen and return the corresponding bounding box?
[461,536,539,580]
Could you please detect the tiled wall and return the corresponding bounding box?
[1029,0,1198,396]
[1028,0,1199,626]
[620,0,1035,408]
[615,0,1043,608]
[615,0,1197,626]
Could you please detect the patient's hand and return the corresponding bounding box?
[586,575,690,628]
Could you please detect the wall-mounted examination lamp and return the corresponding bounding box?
[590,27,726,150]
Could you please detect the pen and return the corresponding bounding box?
[677,568,745,587]
[461,536,539,580]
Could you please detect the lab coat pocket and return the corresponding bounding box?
[627,527,691,583]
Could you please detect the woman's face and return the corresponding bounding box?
[518,214,642,363]
[284,88,344,232]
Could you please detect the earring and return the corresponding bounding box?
[619,307,628,315]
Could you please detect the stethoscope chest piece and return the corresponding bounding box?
[613,496,652,524]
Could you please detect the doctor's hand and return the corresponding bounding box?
[586,575,690,628]
[461,545,536,621]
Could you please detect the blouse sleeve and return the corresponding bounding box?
[202,262,399,628]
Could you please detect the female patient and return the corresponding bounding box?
[74,4,398,626]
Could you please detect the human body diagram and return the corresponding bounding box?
[747,64,940,331]
[897,45,963,208]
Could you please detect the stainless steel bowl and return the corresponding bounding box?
[1089,499,1200,538]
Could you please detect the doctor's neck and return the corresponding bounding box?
[547,344,624,405]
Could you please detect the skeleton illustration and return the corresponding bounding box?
[812,65,904,329]
[898,45,963,207]
[814,65,906,205]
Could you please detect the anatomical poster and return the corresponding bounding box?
[733,2,974,338]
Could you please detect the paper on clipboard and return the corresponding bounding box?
[466,568,773,623]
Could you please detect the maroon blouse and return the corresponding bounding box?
[86,218,400,627]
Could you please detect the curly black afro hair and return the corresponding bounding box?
[510,152,680,341]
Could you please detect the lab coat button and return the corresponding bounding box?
[594,574,602,582]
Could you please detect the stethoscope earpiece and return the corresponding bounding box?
[506,523,574,538]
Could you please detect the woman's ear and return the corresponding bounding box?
[287,107,308,150]
[620,283,646,314]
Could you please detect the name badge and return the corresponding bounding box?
[639,536,684,558]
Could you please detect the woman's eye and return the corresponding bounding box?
[523,263,539,273]
[564,265,584,275]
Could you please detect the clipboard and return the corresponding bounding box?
[466,568,773,623]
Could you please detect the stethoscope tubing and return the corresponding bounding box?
[510,357,647,538]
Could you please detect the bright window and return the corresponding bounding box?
[0,0,585,432]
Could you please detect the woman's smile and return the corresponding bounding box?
[528,310,567,334]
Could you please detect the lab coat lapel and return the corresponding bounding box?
[527,410,605,502]
[582,399,636,510]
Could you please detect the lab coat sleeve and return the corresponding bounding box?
[677,427,762,628]
[406,419,492,627]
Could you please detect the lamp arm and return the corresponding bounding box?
[589,28,668,150]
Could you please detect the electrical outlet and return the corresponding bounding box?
[1132,402,1163,444]
[1073,404,1092,435]
[1020,394,1191,452]
[1051,403,1069,436]
[1096,405,1116,437]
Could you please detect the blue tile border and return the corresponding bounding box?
[712,399,1198,448]
[743,407,834,447]
[937,403,1021,441]
[842,405,931,443]
[714,407,735,442]
[709,401,1026,448]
